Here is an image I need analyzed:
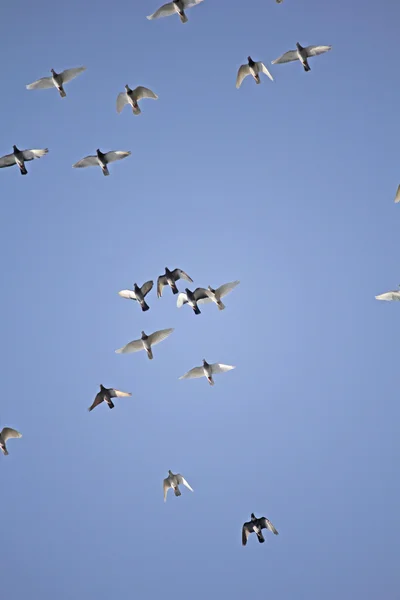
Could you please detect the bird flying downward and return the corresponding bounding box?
[179,359,235,386]
[242,514,279,546]
[236,56,274,88]
[26,67,86,98]
[163,470,194,501]
[0,427,22,456]
[115,328,174,360]
[72,149,131,176]
[272,42,331,72]
[118,280,154,311]
[0,146,48,175]
[197,280,240,310]
[177,287,210,315]
[157,267,193,297]
[117,85,158,115]
[147,0,204,24]
[88,385,132,412]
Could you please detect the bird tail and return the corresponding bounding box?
[207,377,215,386]
[1,446,9,456]
[171,283,179,294]
[179,11,188,23]
[174,486,182,497]
[193,305,201,315]
[102,166,110,176]
[257,532,265,543]
[303,63,311,72]
[19,165,28,175]
[107,399,115,409]
[146,348,154,360]
[217,301,225,310]
[58,87,67,98]
[141,301,150,312]
[255,75,261,84]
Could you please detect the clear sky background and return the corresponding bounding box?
[0,0,399,598]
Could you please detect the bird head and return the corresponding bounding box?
[251,513,256,520]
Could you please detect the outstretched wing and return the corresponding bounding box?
[172,268,193,283]
[21,148,49,161]
[193,288,211,301]
[88,392,105,412]
[176,474,193,492]
[179,366,204,380]
[104,151,131,163]
[236,64,251,89]
[1,427,22,441]
[147,1,177,19]
[177,293,188,307]
[163,477,171,501]
[61,66,86,83]
[26,76,55,90]
[182,0,204,7]
[116,92,129,114]
[115,339,144,354]
[217,280,240,298]
[134,86,158,101]
[257,62,274,82]
[210,363,235,375]
[147,328,174,347]
[0,153,16,168]
[375,291,400,302]
[242,522,252,546]
[260,517,279,535]
[305,45,332,57]
[141,280,154,297]
[271,50,298,65]
[157,275,168,298]
[118,289,137,300]
[395,185,400,204]
[72,155,99,168]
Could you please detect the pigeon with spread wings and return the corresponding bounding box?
[242,514,279,546]
[26,67,86,98]
[198,280,240,310]
[179,359,235,386]
[89,385,132,412]
[118,280,154,312]
[163,470,194,501]
[272,42,331,72]
[115,328,174,360]
[117,85,158,115]
[0,145,48,175]
[177,287,210,315]
[147,0,204,23]
[73,149,131,176]
[236,56,273,88]
[0,427,22,456]
[157,267,193,297]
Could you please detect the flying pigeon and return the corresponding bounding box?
[0,145,48,175]
[26,67,86,98]
[72,149,131,176]
[242,513,279,545]
[163,470,194,501]
[157,267,193,297]
[375,287,400,302]
[118,281,154,311]
[88,385,132,412]
[179,358,235,386]
[0,427,22,456]
[394,185,400,203]
[177,287,210,315]
[272,42,331,72]
[236,56,274,88]
[115,328,174,359]
[197,280,240,310]
[147,0,204,23]
[117,85,158,115]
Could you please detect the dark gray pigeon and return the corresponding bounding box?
[88,385,132,412]
[0,145,48,175]
[157,267,193,297]
[242,513,279,546]
[118,280,154,311]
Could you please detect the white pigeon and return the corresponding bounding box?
[179,358,235,386]
[26,67,86,98]
[375,287,400,302]
[197,280,240,310]
[236,56,274,89]
[72,149,131,176]
[163,470,194,501]
[115,328,174,359]
[117,85,158,115]
[147,0,204,23]
[0,145,48,175]
[0,427,22,456]
[272,42,331,72]
[394,185,400,203]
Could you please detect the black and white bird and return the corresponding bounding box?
[177,287,210,315]
[72,149,131,176]
[272,42,331,72]
[375,286,400,302]
[0,427,22,456]
[157,267,193,297]
[115,328,174,360]
[197,281,240,310]
[117,85,158,115]
[163,470,194,501]
[147,0,204,23]
[118,281,154,311]
[179,359,235,386]
[236,56,274,88]
[26,67,86,98]
[0,145,48,175]
[88,385,132,412]
[242,514,279,546]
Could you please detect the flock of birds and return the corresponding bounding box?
[0,0,350,547]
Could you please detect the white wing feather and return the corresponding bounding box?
[103,151,131,163]
[72,155,99,168]
[147,328,174,346]
[375,291,400,302]
[179,366,204,380]
[271,50,299,65]
[305,45,332,57]
[26,76,55,90]
[257,62,274,82]
[177,293,188,308]
[147,1,177,19]
[115,339,144,354]
[236,65,251,89]
[116,92,129,114]
[61,66,86,83]
[118,290,137,300]
[1,427,22,441]
[210,363,235,374]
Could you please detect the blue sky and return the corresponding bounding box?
[1,0,399,597]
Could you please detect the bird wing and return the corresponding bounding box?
[103,151,131,163]
[375,291,400,301]
[60,66,86,83]
[108,388,132,398]
[163,477,171,501]
[182,0,204,7]
[242,522,252,546]
[140,280,154,297]
[21,148,49,161]
[72,155,99,168]
[88,392,105,411]
[271,50,298,64]
[1,427,22,441]
[133,86,158,101]
[26,76,55,90]
[210,363,235,374]
[257,62,274,82]
[157,275,168,297]
[171,268,193,283]
[236,64,251,89]
[118,289,137,300]
[193,288,211,301]
[259,517,279,535]
[394,185,400,203]
[0,153,16,168]
[147,1,177,19]
[115,339,144,354]
[216,280,240,298]
[305,45,332,57]
[147,328,174,347]
[176,474,193,491]
[179,366,204,380]
[177,292,188,307]
[116,92,129,114]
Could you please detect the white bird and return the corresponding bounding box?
[179,358,235,386]
[236,56,274,89]
[197,280,240,310]
[115,328,174,359]
[72,149,131,176]
[272,42,331,72]
[394,185,400,203]
[117,85,158,115]
[375,287,400,302]
[0,145,48,175]
[26,67,86,98]
[118,281,154,312]
[163,470,193,501]
[147,0,204,23]
[0,427,22,456]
